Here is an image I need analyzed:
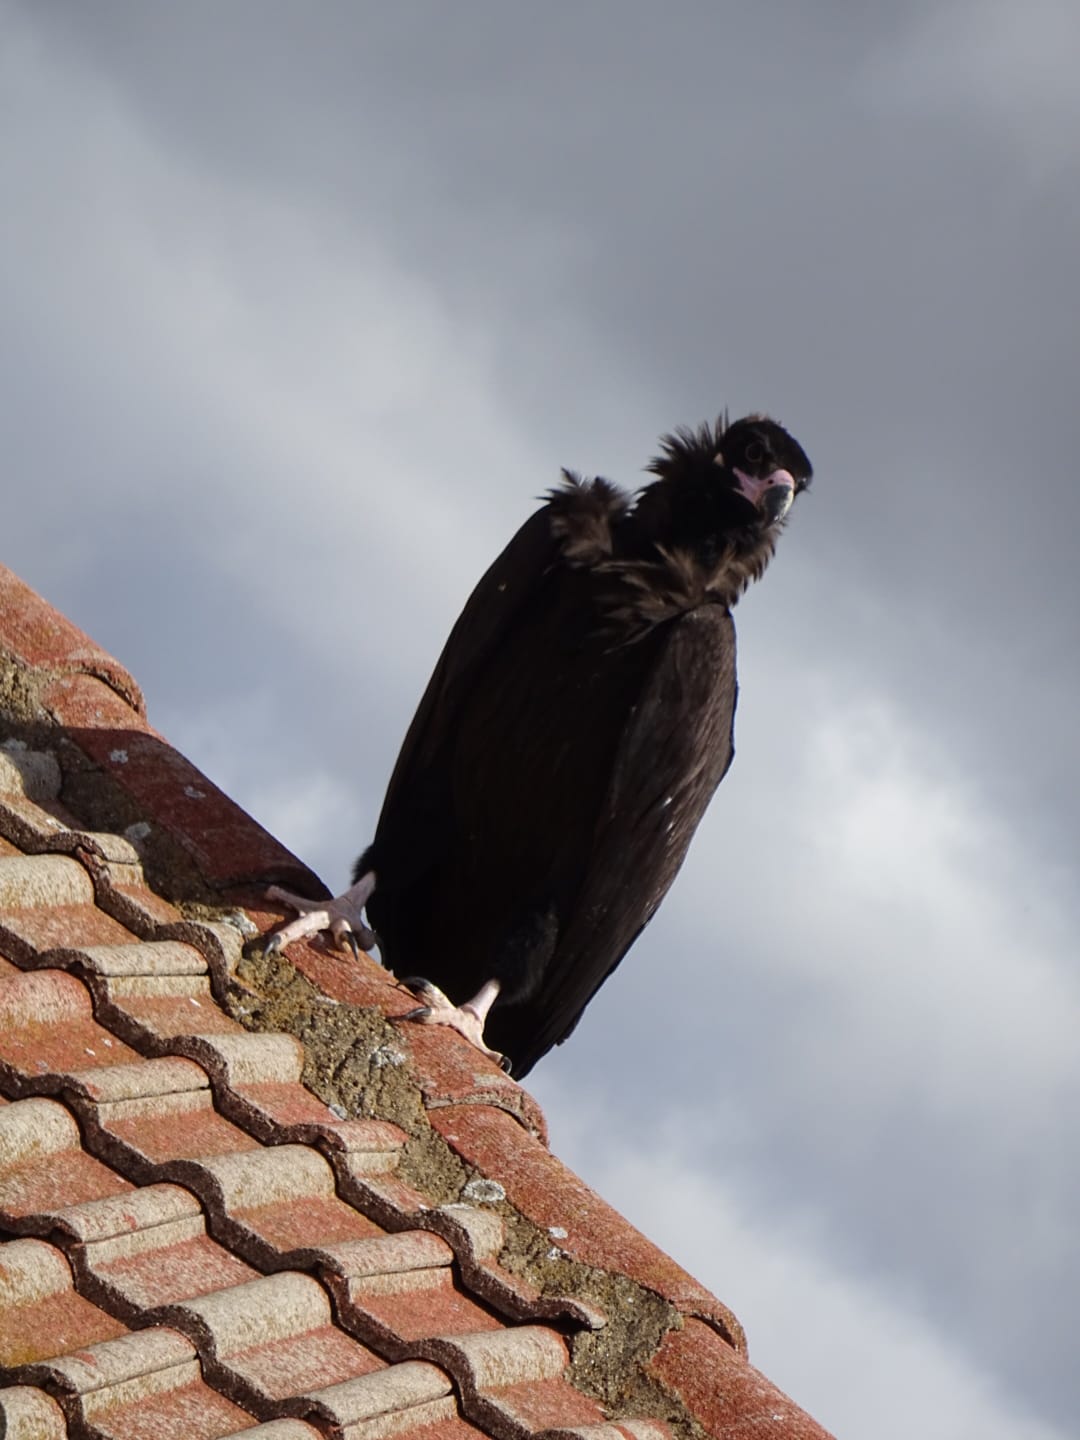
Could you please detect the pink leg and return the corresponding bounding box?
[264,871,377,959]
[398,977,508,1070]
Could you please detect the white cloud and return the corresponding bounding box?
[713,676,1080,1122]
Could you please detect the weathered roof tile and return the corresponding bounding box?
[0,743,63,803]
[0,966,142,1088]
[0,1238,126,1366]
[0,566,144,713]
[0,854,93,908]
[536,1423,672,1440]
[74,1063,262,1177]
[303,1361,461,1439]
[48,1183,259,1316]
[0,1383,70,1439]
[21,1325,252,1440]
[0,1096,133,1219]
[0,897,137,959]
[648,1319,832,1440]
[414,1328,609,1440]
[38,671,316,893]
[157,1269,383,1410]
[317,1231,504,1353]
[219,1422,325,1440]
[174,1143,383,1263]
[59,940,210,978]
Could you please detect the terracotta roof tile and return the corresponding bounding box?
[648,1320,829,1439]
[0,895,137,955]
[0,853,94,907]
[219,1423,325,1440]
[220,1424,326,1440]
[20,1325,253,1440]
[156,1269,384,1411]
[0,1096,134,1217]
[316,1231,505,1352]
[0,562,834,1440]
[0,1237,126,1366]
[42,1182,259,1318]
[0,965,142,1084]
[535,1424,672,1440]
[39,671,317,894]
[0,566,144,713]
[268,931,550,1146]
[74,1058,264,1174]
[0,1383,70,1439]
[301,1361,490,1440]
[60,939,209,977]
[416,1328,609,1440]
[180,1144,384,1262]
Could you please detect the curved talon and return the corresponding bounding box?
[400,1005,433,1022]
[393,977,507,1069]
[262,875,376,957]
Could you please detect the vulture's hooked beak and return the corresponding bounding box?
[732,466,796,525]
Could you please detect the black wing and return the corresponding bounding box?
[496,604,738,1076]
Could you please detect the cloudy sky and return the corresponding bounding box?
[3,4,1079,1436]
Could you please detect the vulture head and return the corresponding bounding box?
[638,414,813,597]
[714,414,813,527]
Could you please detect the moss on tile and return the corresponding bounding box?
[229,942,427,1131]
[490,1205,688,1427]
[395,1127,471,1205]
[0,650,45,724]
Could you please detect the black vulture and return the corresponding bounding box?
[267,413,812,1077]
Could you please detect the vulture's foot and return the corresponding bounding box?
[397,976,509,1071]
[264,872,377,959]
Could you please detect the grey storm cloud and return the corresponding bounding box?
[3,3,1079,1436]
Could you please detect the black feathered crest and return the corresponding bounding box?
[645,410,796,482]
[646,411,733,479]
[545,471,630,566]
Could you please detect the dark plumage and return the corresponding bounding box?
[350,413,812,1077]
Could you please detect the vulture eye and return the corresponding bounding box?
[744,441,765,464]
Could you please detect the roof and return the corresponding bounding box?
[0,560,833,1440]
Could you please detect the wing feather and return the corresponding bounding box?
[501,605,738,1074]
